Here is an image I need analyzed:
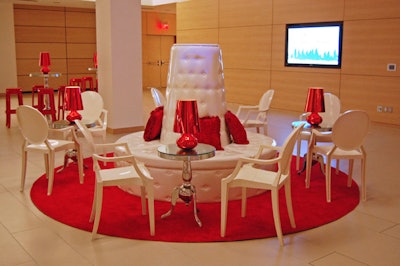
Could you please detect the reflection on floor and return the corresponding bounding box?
[0,90,399,266]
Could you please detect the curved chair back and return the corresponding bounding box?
[332,110,370,151]
[258,89,274,111]
[320,93,341,128]
[16,105,49,144]
[80,91,104,124]
[150,87,166,107]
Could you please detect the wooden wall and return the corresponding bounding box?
[176,0,400,126]
[14,5,96,92]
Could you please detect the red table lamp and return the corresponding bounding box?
[305,87,325,127]
[65,86,83,123]
[39,52,51,74]
[174,100,200,150]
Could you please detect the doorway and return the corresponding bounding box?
[142,35,175,90]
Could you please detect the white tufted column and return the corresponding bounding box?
[160,44,230,146]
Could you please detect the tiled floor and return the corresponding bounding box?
[0,90,399,266]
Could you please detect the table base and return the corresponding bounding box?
[161,183,202,227]
[297,153,325,175]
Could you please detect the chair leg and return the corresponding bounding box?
[271,189,284,246]
[20,150,27,192]
[305,151,313,188]
[284,180,296,229]
[326,157,332,203]
[140,186,147,215]
[347,159,354,187]
[147,185,155,236]
[47,152,55,196]
[220,182,229,237]
[296,138,302,171]
[91,183,103,240]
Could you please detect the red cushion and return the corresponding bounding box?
[224,111,249,144]
[143,106,163,141]
[196,116,223,150]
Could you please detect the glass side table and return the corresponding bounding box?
[158,143,216,227]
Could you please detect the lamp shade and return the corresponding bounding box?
[39,52,51,74]
[305,87,325,126]
[174,100,200,150]
[65,86,83,122]
[173,100,200,134]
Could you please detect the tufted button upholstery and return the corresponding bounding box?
[160,44,230,147]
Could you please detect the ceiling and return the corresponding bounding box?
[0,0,176,13]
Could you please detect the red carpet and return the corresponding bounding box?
[30,157,359,242]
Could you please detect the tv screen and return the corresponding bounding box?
[285,22,343,68]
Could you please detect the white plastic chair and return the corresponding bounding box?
[79,91,108,143]
[305,110,370,202]
[150,87,166,107]
[296,93,341,171]
[16,105,84,195]
[236,89,274,135]
[74,120,155,240]
[220,123,304,246]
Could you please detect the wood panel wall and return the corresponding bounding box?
[176,0,400,126]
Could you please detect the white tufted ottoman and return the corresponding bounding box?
[117,131,276,202]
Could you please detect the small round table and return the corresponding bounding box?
[157,143,216,227]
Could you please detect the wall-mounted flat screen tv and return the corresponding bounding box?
[285,22,343,68]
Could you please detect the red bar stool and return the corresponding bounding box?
[81,76,95,92]
[37,87,57,122]
[32,85,44,109]
[57,85,66,120]
[69,78,82,91]
[5,88,24,128]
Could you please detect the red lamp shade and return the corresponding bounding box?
[93,52,98,68]
[305,87,325,127]
[39,52,51,74]
[64,86,83,123]
[174,100,200,150]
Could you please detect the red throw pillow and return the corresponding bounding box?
[143,106,163,141]
[224,111,249,144]
[196,116,224,150]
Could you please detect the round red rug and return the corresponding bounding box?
[30,157,359,242]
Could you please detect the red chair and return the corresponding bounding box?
[37,87,57,122]
[81,76,95,92]
[31,85,44,109]
[5,88,24,128]
[57,86,66,120]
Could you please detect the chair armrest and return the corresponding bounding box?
[93,142,131,155]
[48,125,75,140]
[299,112,309,121]
[254,144,281,159]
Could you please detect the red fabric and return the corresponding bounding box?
[224,111,249,144]
[196,116,223,150]
[143,106,163,141]
[30,157,360,243]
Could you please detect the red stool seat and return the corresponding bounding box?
[57,86,66,120]
[81,76,95,92]
[37,87,57,122]
[5,88,24,128]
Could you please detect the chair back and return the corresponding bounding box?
[258,89,274,111]
[16,105,49,144]
[320,93,341,128]
[150,87,166,107]
[75,119,96,152]
[278,124,304,176]
[160,44,230,146]
[332,110,370,151]
[80,91,104,124]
